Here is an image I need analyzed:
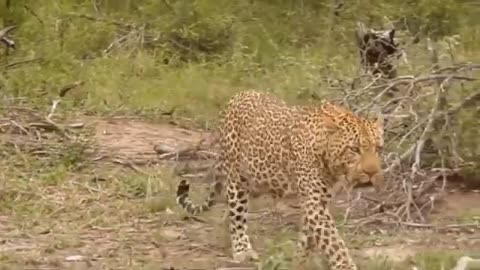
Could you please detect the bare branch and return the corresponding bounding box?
[0,25,16,49]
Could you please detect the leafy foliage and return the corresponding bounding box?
[1,0,479,169]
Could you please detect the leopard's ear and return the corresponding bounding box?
[372,113,384,129]
[323,115,340,135]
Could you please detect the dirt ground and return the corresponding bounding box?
[1,116,479,270]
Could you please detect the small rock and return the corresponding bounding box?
[65,255,86,262]
[65,255,93,269]
[160,228,183,241]
[451,256,480,270]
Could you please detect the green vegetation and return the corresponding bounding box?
[2,0,479,122]
[1,0,480,269]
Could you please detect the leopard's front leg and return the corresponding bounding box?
[295,183,357,270]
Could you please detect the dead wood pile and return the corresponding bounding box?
[333,63,480,227]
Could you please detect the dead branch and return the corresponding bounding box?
[1,58,43,70]
[0,25,16,49]
[385,89,480,173]
[67,13,133,29]
[337,61,480,225]
[59,80,85,97]
[23,5,44,24]
[0,103,91,165]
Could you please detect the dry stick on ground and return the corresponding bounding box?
[1,58,43,70]
[48,80,85,120]
[1,108,86,160]
[1,79,90,162]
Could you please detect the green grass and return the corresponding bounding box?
[3,0,480,122]
[0,146,182,268]
[1,0,480,269]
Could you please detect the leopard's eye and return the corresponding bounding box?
[349,146,361,154]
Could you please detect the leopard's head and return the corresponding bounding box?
[320,103,385,191]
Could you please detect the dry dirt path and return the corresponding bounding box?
[0,115,478,270]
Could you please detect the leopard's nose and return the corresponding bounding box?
[362,167,378,178]
[362,170,375,178]
[362,161,380,177]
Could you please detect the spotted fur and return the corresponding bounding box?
[176,90,385,269]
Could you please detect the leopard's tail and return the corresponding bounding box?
[176,131,224,215]
[176,162,224,215]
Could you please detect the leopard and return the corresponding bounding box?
[176,90,385,270]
